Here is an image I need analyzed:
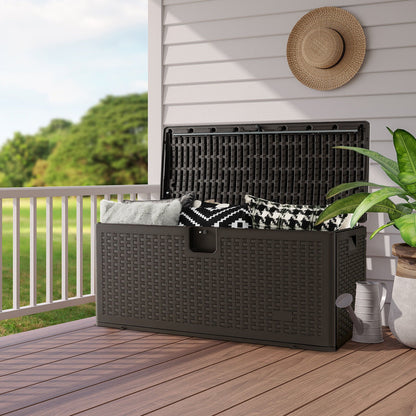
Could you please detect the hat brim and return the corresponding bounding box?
[287,7,366,91]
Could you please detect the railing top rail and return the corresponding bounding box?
[0,184,160,199]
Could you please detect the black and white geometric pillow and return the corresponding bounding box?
[244,195,346,231]
[179,202,252,228]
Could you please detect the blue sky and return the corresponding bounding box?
[0,0,148,145]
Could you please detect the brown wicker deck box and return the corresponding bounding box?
[96,121,369,351]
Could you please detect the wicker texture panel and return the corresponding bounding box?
[162,122,369,205]
[99,228,332,344]
[335,228,367,347]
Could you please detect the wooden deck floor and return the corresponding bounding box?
[0,318,415,416]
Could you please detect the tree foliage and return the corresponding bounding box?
[0,118,72,187]
[0,93,148,187]
[45,93,148,186]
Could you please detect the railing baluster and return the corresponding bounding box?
[61,196,68,301]
[117,194,123,202]
[76,196,83,298]
[13,198,20,310]
[129,193,135,201]
[90,195,97,295]
[104,194,110,201]
[0,198,2,312]
[46,197,53,304]
[30,197,37,307]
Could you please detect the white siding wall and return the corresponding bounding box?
[150,0,416,323]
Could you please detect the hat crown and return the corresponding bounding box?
[301,28,344,69]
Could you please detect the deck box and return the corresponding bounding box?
[97,121,369,351]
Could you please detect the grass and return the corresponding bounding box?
[0,197,99,336]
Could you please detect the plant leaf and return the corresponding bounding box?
[397,202,416,211]
[394,213,416,247]
[315,193,401,225]
[350,187,408,227]
[334,146,401,187]
[398,172,416,185]
[387,126,394,136]
[370,222,395,239]
[326,181,382,199]
[393,129,416,197]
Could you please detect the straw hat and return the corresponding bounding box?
[287,7,366,90]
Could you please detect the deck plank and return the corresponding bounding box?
[0,329,152,377]
[0,331,156,393]
[4,342,270,416]
[210,335,407,416]
[72,342,361,416]
[288,348,416,416]
[0,333,192,415]
[0,317,99,348]
[360,378,416,415]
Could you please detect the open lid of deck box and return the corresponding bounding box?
[161,121,369,206]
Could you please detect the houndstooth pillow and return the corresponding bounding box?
[179,202,252,229]
[244,195,347,232]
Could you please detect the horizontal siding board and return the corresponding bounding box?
[163,93,416,124]
[164,70,416,104]
[164,34,287,65]
[367,256,396,281]
[368,166,401,186]
[164,12,304,45]
[365,213,398,236]
[164,23,416,65]
[369,141,396,159]
[164,47,416,85]
[367,118,416,141]
[367,232,403,257]
[164,2,416,44]
[164,0,404,25]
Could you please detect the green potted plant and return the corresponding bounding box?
[316,128,416,348]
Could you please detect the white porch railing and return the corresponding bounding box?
[0,184,160,320]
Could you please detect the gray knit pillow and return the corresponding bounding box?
[100,197,186,225]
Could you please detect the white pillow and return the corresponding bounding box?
[100,199,182,225]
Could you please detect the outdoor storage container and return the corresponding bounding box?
[97,121,369,351]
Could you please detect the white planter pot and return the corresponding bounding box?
[388,275,416,348]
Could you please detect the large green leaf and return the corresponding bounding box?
[315,193,401,225]
[334,146,401,187]
[350,187,408,227]
[395,214,416,247]
[326,181,382,199]
[398,172,416,185]
[394,129,416,197]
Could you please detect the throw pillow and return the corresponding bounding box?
[100,197,184,225]
[179,202,252,229]
[244,195,347,231]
